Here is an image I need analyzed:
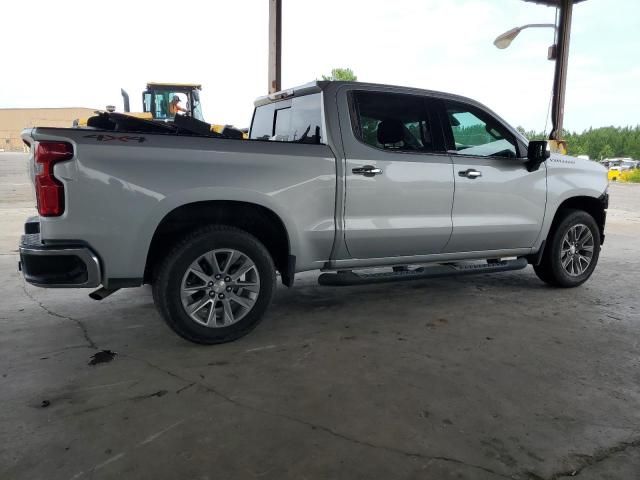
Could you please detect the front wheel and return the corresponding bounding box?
[153,226,276,344]
[534,209,601,288]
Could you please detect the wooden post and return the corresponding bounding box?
[268,0,282,94]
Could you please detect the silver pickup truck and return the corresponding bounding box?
[19,81,608,344]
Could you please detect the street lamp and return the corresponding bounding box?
[494,2,586,153]
[493,15,570,154]
[493,24,556,49]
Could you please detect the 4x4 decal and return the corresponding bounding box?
[83,134,146,143]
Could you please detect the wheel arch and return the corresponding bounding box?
[529,192,608,266]
[551,194,607,242]
[535,193,608,262]
[145,200,295,286]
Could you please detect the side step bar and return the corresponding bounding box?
[318,257,528,287]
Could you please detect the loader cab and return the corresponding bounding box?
[142,82,204,122]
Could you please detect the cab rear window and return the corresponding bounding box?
[250,94,324,144]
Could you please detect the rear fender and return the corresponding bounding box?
[132,187,302,275]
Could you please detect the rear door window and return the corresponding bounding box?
[351,91,438,153]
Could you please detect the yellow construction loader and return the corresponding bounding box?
[75,82,246,138]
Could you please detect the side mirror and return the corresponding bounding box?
[526,140,550,172]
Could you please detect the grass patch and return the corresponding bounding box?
[621,169,640,183]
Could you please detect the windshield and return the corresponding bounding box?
[143,89,202,121]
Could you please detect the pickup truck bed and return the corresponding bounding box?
[21,125,337,285]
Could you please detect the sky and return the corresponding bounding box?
[1,0,638,133]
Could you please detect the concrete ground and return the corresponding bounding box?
[1,152,639,480]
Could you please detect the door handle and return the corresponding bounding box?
[352,165,383,177]
[458,169,482,179]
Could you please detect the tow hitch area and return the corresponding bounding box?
[318,258,528,286]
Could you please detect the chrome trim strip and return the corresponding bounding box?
[325,248,533,270]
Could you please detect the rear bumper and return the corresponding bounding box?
[18,220,101,288]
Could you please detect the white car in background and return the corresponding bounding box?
[604,158,638,171]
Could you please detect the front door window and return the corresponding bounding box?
[444,102,517,158]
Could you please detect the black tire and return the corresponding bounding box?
[152,226,276,344]
[534,209,601,288]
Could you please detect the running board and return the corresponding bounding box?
[318,258,528,287]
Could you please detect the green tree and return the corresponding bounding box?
[599,144,614,160]
[517,125,640,160]
[321,68,357,81]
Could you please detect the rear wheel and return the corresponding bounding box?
[153,226,276,344]
[534,209,601,288]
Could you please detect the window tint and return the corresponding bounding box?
[250,93,324,144]
[444,101,517,158]
[274,107,292,140]
[250,103,277,140]
[287,95,323,143]
[352,91,435,152]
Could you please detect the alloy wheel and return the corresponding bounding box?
[560,223,594,277]
[180,249,260,327]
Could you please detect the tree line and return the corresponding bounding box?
[517,125,640,160]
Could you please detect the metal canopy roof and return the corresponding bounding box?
[522,0,586,6]
[146,82,202,90]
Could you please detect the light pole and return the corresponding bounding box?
[495,0,580,154]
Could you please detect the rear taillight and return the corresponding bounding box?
[34,141,73,217]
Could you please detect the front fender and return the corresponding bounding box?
[535,155,608,249]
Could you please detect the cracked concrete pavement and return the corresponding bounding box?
[1,152,640,479]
